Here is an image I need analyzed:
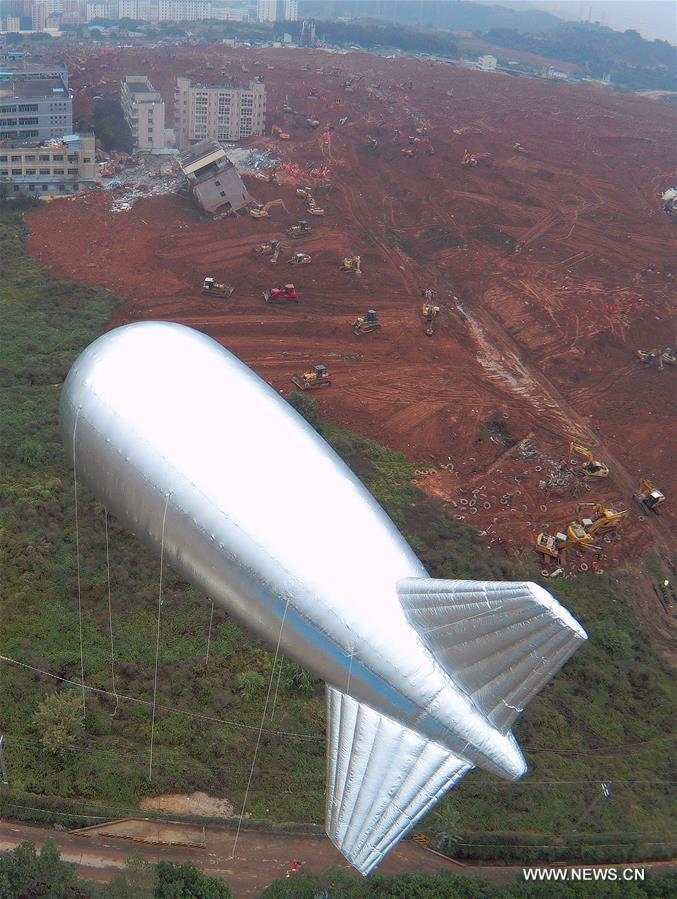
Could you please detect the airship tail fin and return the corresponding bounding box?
[397,578,587,732]
[325,685,472,876]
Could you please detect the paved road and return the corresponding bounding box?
[1,819,674,898]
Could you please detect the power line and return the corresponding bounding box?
[1,652,674,756]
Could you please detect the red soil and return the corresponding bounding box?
[28,45,676,574]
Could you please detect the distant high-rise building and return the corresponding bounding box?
[175,76,266,150]
[257,0,275,23]
[284,0,297,21]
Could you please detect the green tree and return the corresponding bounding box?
[33,691,84,757]
[236,670,266,701]
[0,840,86,898]
[154,861,231,898]
[287,391,321,432]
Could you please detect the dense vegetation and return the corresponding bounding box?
[485,23,676,90]
[2,843,676,898]
[0,204,674,864]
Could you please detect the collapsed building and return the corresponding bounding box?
[179,139,252,214]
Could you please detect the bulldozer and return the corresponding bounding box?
[263,283,298,304]
[422,302,440,336]
[636,477,666,514]
[401,147,416,158]
[250,199,287,219]
[565,520,600,552]
[287,220,311,239]
[289,253,311,266]
[256,239,282,263]
[291,363,330,391]
[340,255,361,275]
[367,136,378,149]
[568,443,609,479]
[535,531,569,562]
[282,95,292,113]
[201,276,234,298]
[306,202,325,216]
[353,309,380,335]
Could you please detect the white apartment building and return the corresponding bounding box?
[121,75,166,151]
[257,0,275,23]
[157,0,211,20]
[175,77,266,150]
[284,0,297,21]
[118,0,151,18]
[86,2,110,20]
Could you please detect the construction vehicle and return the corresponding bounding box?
[250,199,286,219]
[296,187,313,200]
[306,202,325,216]
[636,477,666,514]
[636,347,676,370]
[461,149,491,166]
[289,253,311,266]
[282,96,292,113]
[255,169,277,183]
[306,118,320,128]
[401,147,416,158]
[421,302,440,336]
[287,220,311,239]
[353,309,380,335]
[565,520,601,552]
[263,283,298,304]
[568,443,609,478]
[291,363,330,391]
[201,276,234,298]
[279,132,290,141]
[536,531,569,562]
[574,503,627,534]
[367,136,378,149]
[340,255,361,275]
[512,142,528,154]
[415,124,428,136]
[271,125,283,138]
[256,239,282,263]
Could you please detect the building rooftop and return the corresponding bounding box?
[180,138,227,172]
[125,78,160,96]
[0,78,69,101]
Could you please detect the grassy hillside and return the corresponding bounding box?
[0,203,674,860]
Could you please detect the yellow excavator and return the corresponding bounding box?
[291,363,331,391]
[250,199,287,219]
[422,302,440,336]
[568,442,609,478]
[341,255,361,274]
[287,220,312,239]
[575,503,627,534]
[636,477,666,514]
[256,239,282,263]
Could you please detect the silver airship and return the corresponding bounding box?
[60,321,587,876]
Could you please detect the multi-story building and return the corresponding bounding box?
[0,77,72,144]
[85,1,110,20]
[0,62,69,87]
[62,0,87,25]
[175,76,266,150]
[257,0,275,23]
[284,0,297,21]
[0,132,96,197]
[156,0,211,20]
[117,0,150,18]
[121,75,166,151]
[210,4,247,21]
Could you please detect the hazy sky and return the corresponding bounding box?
[482,1,677,42]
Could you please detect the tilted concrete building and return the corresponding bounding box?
[121,75,166,151]
[175,76,266,150]
[179,138,252,215]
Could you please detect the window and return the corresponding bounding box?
[68,168,78,175]
[39,168,50,175]
[13,185,20,192]
[27,184,35,191]
[39,155,50,161]
[58,184,66,191]
[0,169,7,176]
[25,155,36,161]
[53,169,64,175]
[0,156,7,162]
[41,184,48,191]
[26,169,36,175]
[11,169,22,175]
[83,157,91,163]
[52,154,63,161]
[219,190,226,197]
[18,104,38,112]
